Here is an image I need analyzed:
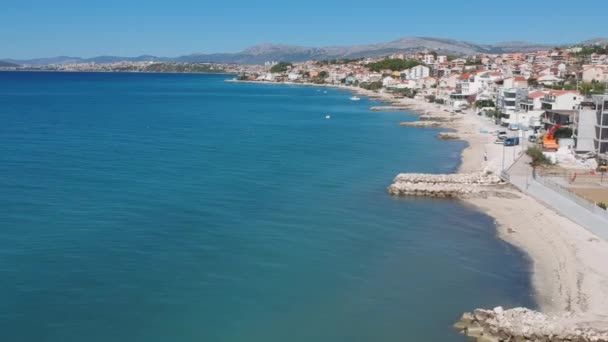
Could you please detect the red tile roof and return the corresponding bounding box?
[548,90,579,96]
[527,91,546,99]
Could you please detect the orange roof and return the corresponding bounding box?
[548,90,579,96]
[513,76,527,81]
[458,73,471,80]
[528,91,546,99]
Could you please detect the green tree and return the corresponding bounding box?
[526,147,552,167]
[365,59,422,72]
[475,99,495,108]
[270,62,292,73]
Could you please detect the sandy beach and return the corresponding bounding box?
[384,90,608,327]
[331,84,608,327]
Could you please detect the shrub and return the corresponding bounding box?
[598,202,608,210]
[553,127,573,139]
[526,146,552,167]
[270,62,292,73]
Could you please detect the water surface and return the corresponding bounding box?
[0,72,534,341]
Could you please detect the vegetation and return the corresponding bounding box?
[598,202,608,210]
[391,87,418,98]
[434,98,445,105]
[365,59,422,72]
[553,127,573,139]
[317,58,362,65]
[573,45,608,57]
[483,108,501,118]
[475,99,495,108]
[447,55,458,62]
[543,81,606,95]
[318,71,329,79]
[270,62,292,73]
[526,146,553,167]
[579,81,607,96]
[359,81,383,91]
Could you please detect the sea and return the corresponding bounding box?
[0,72,535,342]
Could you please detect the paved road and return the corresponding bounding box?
[506,155,608,240]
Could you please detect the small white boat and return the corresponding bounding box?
[350,96,361,101]
[325,115,331,119]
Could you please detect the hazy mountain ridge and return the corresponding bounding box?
[3,36,605,66]
[0,60,20,67]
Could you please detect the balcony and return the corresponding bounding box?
[541,96,556,103]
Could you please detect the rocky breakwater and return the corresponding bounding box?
[399,115,458,128]
[454,307,608,342]
[370,105,413,111]
[437,132,461,140]
[399,121,446,128]
[387,171,509,198]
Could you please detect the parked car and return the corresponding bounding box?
[504,137,520,146]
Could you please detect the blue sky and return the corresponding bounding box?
[1,0,607,59]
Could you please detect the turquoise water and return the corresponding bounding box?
[0,72,534,341]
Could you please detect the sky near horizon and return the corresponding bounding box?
[1,0,607,59]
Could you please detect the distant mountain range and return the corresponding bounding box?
[3,36,607,66]
[0,60,20,67]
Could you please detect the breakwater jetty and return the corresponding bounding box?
[370,105,413,111]
[387,171,509,198]
[454,307,608,342]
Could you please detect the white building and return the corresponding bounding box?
[582,65,608,83]
[401,65,430,80]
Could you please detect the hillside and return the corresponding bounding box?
[3,36,606,66]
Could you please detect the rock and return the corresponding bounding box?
[455,307,608,342]
[388,172,506,199]
[477,335,500,342]
[437,132,461,140]
[466,324,485,338]
[399,121,445,128]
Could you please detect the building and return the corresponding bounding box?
[582,65,608,83]
[540,90,582,111]
[520,91,547,111]
[503,76,528,89]
[400,65,430,80]
[497,88,529,126]
[592,95,608,154]
[574,100,598,153]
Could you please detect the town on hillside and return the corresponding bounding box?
[237,46,608,169]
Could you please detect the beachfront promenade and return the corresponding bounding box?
[504,155,608,239]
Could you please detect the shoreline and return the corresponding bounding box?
[232,79,608,330]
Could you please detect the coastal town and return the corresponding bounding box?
[233,45,608,188]
[3,42,608,341]
[232,46,608,341]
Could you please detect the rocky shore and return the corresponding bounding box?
[454,307,608,342]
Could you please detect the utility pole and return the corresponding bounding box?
[502,143,506,171]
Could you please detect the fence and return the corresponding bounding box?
[535,174,608,219]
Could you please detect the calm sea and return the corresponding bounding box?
[0,72,534,341]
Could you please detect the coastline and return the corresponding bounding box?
[231,79,608,329]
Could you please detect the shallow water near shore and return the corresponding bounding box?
[0,72,535,342]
